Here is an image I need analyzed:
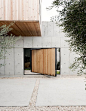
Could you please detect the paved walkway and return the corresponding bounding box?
[0,76,86,110]
[0,78,36,106]
[36,78,86,106]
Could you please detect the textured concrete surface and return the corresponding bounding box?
[0,22,79,76]
[0,78,36,106]
[36,77,86,106]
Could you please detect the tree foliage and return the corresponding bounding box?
[50,0,86,74]
[0,23,21,68]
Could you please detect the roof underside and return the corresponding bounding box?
[0,21,41,37]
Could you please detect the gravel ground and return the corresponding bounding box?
[0,76,86,111]
[0,105,86,111]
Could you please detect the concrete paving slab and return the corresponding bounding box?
[36,78,86,106]
[0,78,36,106]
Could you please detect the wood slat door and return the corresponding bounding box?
[31,48,57,76]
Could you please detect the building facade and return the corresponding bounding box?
[0,0,78,76]
[0,21,79,76]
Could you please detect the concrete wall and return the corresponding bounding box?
[0,22,78,76]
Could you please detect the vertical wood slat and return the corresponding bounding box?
[5,0,7,20]
[51,49,55,76]
[7,0,11,20]
[28,0,31,20]
[36,50,39,72]
[47,49,51,75]
[0,1,2,19]
[16,0,18,20]
[23,0,25,20]
[36,50,39,73]
[37,0,39,20]
[26,0,28,20]
[32,50,37,72]
[12,0,15,20]
[35,0,37,20]
[18,0,20,20]
[32,48,55,76]
[2,0,4,19]
[39,49,43,74]
[32,50,34,72]
[14,0,16,20]
[11,0,13,20]
[32,0,36,20]
[20,0,23,20]
[3,0,5,20]
[0,0,40,21]
[43,49,47,74]
[7,0,9,20]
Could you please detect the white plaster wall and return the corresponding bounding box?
[0,22,79,76]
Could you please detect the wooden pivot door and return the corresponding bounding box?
[31,48,57,76]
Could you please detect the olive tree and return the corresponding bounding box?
[0,23,21,68]
[49,0,86,74]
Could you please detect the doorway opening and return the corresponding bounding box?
[56,48,61,75]
[24,48,40,75]
[24,48,61,76]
